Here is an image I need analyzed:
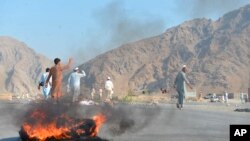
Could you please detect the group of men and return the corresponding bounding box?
[38,58,72,102]
[38,57,193,110]
[90,77,114,101]
[38,57,114,103]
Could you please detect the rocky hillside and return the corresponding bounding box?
[0,36,52,96]
[77,4,250,97]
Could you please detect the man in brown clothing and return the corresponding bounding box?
[45,58,72,101]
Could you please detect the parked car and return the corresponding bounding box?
[204,93,213,99]
[210,96,220,102]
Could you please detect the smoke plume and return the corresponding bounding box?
[70,1,165,65]
[179,0,249,19]
[96,104,162,136]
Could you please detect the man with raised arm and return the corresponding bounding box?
[46,58,73,101]
[67,67,86,103]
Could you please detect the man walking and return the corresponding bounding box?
[38,68,52,100]
[224,91,229,104]
[99,88,103,100]
[45,58,72,102]
[91,87,96,100]
[105,77,114,100]
[174,65,192,110]
[240,92,244,104]
[67,67,86,103]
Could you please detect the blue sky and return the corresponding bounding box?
[0,0,249,64]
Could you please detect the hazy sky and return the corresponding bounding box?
[0,0,249,64]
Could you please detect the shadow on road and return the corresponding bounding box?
[234,108,250,112]
[0,137,19,141]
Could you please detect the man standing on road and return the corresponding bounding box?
[67,67,86,103]
[91,87,96,100]
[105,77,114,100]
[45,58,73,102]
[240,92,244,104]
[224,91,229,104]
[38,68,52,100]
[99,88,103,100]
[174,65,192,110]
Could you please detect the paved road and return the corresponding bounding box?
[0,102,249,141]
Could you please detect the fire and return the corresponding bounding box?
[22,122,70,141]
[22,111,72,141]
[20,110,106,141]
[91,114,106,137]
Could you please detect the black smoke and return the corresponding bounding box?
[70,1,165,65]
[177,0,249,19]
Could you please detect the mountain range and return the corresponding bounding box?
[0,36,52,96]
[78,4,250,97]
[1,4,250,97]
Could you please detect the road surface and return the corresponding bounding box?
[0,102,249,141]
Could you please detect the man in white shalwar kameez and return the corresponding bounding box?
[67,67,86,102]
[105,77,114,100]
[38,68,52,100]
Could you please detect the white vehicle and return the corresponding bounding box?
[210,97,219,102]
[210,95,220,102]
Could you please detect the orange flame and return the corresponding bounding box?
[22,110,106,140]
[23,122,70,141]
[22,111,72,141]
[91,114,106,137]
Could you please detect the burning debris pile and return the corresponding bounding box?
[19,105,107,141]
[16,99,161,141]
